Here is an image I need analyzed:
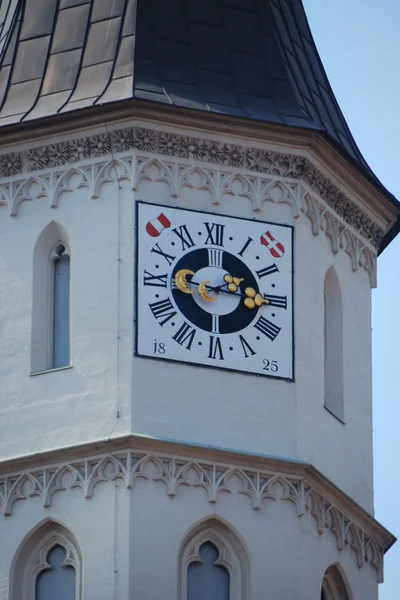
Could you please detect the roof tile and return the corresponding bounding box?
[230,53,270,97]
[0,79,40,117]
[51,4,90,53]
[96,75,133,103]
[225,9,261,54]
[82,17,121,67]
[196,70,238,106]
[92,0,125,22]
[113,35,134,79]
[23,90,71,120]
[12,36,50,83]
[20,0,57,40]
[41,49,82,95]
[186,0,222,26]
[59,0,90,8]
[122,0,135,36]
[156,40,196,84]
[189,24,230,72]
[69,61,113,102]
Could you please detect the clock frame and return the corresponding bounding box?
[135,201,294,380]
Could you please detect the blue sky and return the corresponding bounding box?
[303,1,400,597]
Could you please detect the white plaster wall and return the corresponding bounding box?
[0,179,133,459]
[294,217,374,512]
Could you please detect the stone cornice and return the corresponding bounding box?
[0,99,397,233]
[0,123,388,249]
[0,435,394,582]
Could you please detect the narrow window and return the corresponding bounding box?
[179,518,250,600]
[324,267,344,421]
[187,542,229,600]
[31,222,71,373]
[36,544,75,600]
[52,245,70,369]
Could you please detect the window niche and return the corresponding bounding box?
[187,541,230,600]
[9,520,81,600]
[31,222,71,374]
[179,518,250,600]
[324,267,344,422]
[321,564,352,600]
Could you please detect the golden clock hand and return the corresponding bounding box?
[198,280,217,303]
[210,284,269,307]
[243,287,270,309]
[223,273,244,292]
[175,269,195,294]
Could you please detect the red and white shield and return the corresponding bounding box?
[146,213,171,237]
[260,231,285,258]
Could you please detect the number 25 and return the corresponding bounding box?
[263,359,278,372]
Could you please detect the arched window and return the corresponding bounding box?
[179,518,250,600]
[324,267,344,422]
[35,544,76,600]
[187,541,230,600]
[52,243,70,369]
[31,222,71,373]
[321,564,352,600]
[10,520,81,600]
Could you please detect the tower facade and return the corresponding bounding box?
[0,1,398,599]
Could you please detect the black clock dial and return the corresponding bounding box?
[171,249,258,334]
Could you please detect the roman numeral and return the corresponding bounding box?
[264,294,287,309]
[254,316,281,341]
[208,249,223,267]
[143,271,168,288]
[238,237,253,257]
[151,244,176,266]
[256,264,279,278]
[149,298,177,326]
[204,222,225,246]
[239,335,256,358]
[173,322,196,350]
[172,225,195,251]
[208,336,224,360]
[211,315,220,334]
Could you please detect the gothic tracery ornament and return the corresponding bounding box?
[0,447,385,582]
[0,126,382,284]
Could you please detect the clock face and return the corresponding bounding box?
[135,201,294,380]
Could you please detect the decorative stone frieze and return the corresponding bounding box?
[0,127,378,285]
[0,447,384,582]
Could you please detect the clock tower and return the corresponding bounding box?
[0,1,398,599]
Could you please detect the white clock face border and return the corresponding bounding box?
[135,201,294,381]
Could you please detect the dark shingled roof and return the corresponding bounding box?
[0,0,399,250]
[0,0,367,165]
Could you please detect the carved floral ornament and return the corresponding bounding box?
[0,127,378,285]
[0,448,385,582]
